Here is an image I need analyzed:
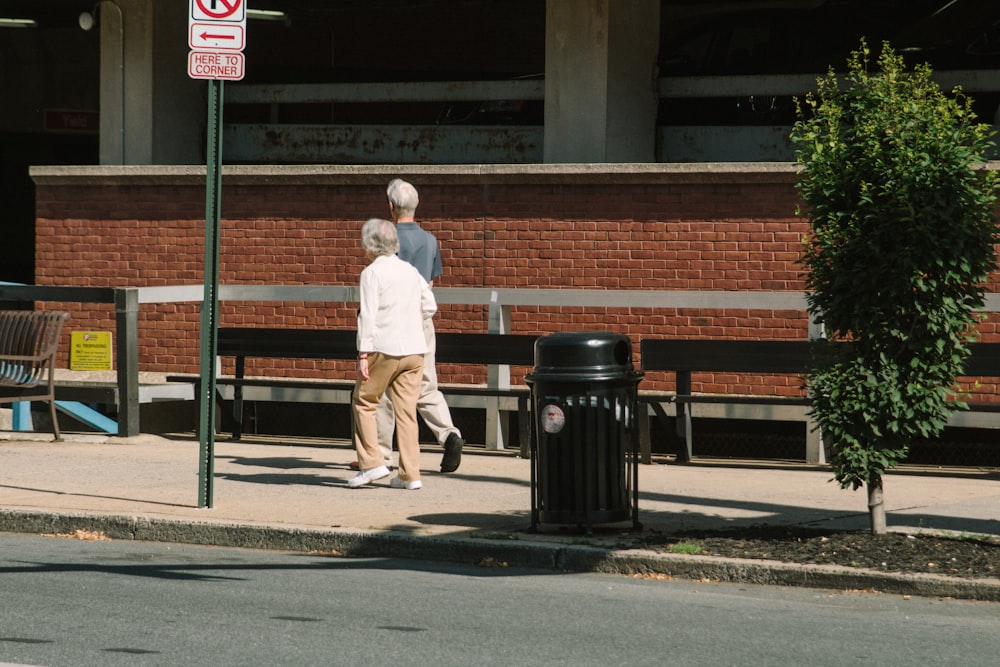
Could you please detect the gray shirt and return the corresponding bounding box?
[396,222,443,283]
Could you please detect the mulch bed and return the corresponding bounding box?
[628,525,1000,580]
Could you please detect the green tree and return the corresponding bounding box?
[791,42,999,534]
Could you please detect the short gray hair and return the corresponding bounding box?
[361,218,399,257]
[386,178,419,216]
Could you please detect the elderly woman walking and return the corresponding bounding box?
[348,218,437,490]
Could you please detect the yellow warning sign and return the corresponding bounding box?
[70,331,113,371]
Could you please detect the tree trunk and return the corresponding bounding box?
[867,474,886,535]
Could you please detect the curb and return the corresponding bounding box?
[3,509,999,601]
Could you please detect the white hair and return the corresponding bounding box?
[361,218,399,257]
[386,178,419,216]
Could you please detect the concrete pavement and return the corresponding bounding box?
[1,430,999,600]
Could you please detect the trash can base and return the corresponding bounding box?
[539,509,632,526]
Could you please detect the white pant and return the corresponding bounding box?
[375,317,461,459]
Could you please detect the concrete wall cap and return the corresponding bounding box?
[30,162,812,186]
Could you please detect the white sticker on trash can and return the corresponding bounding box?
[540,404,566,434]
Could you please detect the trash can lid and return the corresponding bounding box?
[529,331,634,378]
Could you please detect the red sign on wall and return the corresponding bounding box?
[44,109,100,134]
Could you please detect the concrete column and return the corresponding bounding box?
[544,0,660,163]
[150,1,204,165]
[99,0,203,165]
[97,0,126,164]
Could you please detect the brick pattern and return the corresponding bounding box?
[34,180,1000,400]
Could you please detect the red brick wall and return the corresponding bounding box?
[32,166,1000,400]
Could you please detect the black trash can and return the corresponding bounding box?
[525,331,643,532]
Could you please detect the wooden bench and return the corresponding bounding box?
[639,339,1000,464]
[169,327,538,453]
[0,309,70,440]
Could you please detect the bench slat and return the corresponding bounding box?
[641,339,1000,377]
[966,343,1000,377]
[640,339,812,374]
[216,328,538,366]
[218,328,355,360]
[167,374,531,398]
[435,332,536,366]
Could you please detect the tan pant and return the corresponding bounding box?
[376,317,461,453]
[353,352,424,483]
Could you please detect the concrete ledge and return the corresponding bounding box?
[31,163,803,186]
[29,162,1000,188]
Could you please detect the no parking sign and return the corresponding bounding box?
[191,0,245,22]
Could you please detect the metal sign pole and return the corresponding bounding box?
[198,78,224,508]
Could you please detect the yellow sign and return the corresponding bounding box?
[70,331,113,371]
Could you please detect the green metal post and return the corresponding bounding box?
[198,79,224,508]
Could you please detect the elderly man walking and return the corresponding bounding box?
[374,178,466,473]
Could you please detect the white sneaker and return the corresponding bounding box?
[389,476,422,490]
[347,465,390,488]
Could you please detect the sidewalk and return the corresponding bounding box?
[2,431,999,599]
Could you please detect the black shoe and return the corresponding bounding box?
[440,433,464,473]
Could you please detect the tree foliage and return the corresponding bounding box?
[791,42,998,516]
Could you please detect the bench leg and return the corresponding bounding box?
[232,357,245,440]
[12,401,31,431]
[675,403,693,463]
[231,393,244,440]
[484,396,509,451]
[638,403,652,464]
[675,371,693,463]
[805,414,825,464]
[48,398,62,441]
[640,400,676,464]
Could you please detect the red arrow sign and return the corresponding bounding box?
[189,22,245,50]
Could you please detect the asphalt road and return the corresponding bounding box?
[1,533,999,667]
